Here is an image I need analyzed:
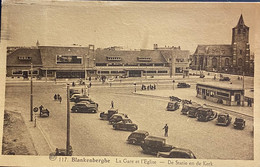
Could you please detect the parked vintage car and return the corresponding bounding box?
[74,97,91,103]
[127,130,149,145]
[113,118,138,131]
[177,82,191,88]
[197,107,217,122]
[109,113,128,124]
[166,101,180,111]
[219,77,230,81]
[71,102,97,113]
[141,136,173,154]
[233,118,246,130]
[69,89,81,98]
[70,94,87,102]
[187,103,202,118]
[157,148,196,159]
[100,108,118,120]
[216,113,232,126]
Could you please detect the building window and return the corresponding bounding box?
[175,67,183,73]
[217,92,229,97]
[154,63,164,66]
[240,50,243,55]
[158,71,168,73]
[96,63,107,66]
[225,58,229,66]
[205,57,207,66]
[194,57,197,65]
[12,70,23,75]
[140,63,153,66]
[238,58,243,66]
[56,55,82,64]
[107,57,121,61]
[146,71,156,73]
[238,29,241,34]
[210,91,215,97]
[101,71,109,74]
[137,57,152,62]
[212,57,217,68]
[18,56,32,60]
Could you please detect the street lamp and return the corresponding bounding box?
[66,79,71,155]
[30,63,33,122]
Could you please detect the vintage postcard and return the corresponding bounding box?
[0,1,259,167]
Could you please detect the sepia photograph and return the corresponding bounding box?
[0,1,259,167]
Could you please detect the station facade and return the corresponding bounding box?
[6,44,190,79]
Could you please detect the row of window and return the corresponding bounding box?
[12,70,39,75]
[18,56,32,60]
[194,57,245,67]
[97,70,168,74]
[197,88,230,98]
[96,63,165,66]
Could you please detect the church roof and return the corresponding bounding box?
[234,14,249,29]
[193,45,232,56]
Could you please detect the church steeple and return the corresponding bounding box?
[235,14,248,28]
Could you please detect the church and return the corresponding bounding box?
[190,15,254,76]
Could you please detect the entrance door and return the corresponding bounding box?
[129,70,141,77]
[235,94,241,105]
[202,89,206,99]
[22,71,28,79]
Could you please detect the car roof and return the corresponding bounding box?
[219,113,228,116]
[171,148,194,154]
[198,107,211,111]
[131,130,149,134]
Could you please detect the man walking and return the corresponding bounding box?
[163,124,169,137]
[59,96,62,103]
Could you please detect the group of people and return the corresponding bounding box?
[54,94,62,103]
[141,84,156,90]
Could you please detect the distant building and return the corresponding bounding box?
[191,15,254,76]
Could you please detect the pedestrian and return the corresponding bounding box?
[54,94,57,101]
[57,94,60,100]
[39,105,44,112]
[59,96,62,103]
[248,99,252,107]
[154,84,156,90]
[111,101,114,108]
[163,124,169,137]
[147,85,150,90]
[89,82,92,88]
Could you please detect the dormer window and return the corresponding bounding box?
[107,57,121,61]
[137,57,152,62]
[18,56,32,60]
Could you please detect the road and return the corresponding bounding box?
[4,80,253,160]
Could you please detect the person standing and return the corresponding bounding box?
[54,94,57,101]
[59,96,62,103]
[111,101,114,108]
[163,124,169,137]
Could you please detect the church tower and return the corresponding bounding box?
[231,14,250,74]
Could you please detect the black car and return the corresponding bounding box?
[127,130,149,145]
[100,108,118,120]
[233,118,245,130]
[187,103,202,118]
[157,148,196,159]
[177,82,191,88]
[216,113,232,126]
[219,77,230,81]
[71,102,97,113]
[141,136,173,154]
[166,101,180,111]
[109,113,128,124]
[197,107,217,122]
[113,119,138,131]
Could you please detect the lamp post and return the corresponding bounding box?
[66,79,71,155]
[242,72,245,106]
[172,79,175,90]
[30,63,33,122]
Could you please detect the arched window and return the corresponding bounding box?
[194,56,197,65]
[205,57,208,66]
[238,58,243,66]
[212,57,217,68]
[225,58,229,66]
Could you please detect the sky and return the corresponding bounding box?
[1,1,260,54]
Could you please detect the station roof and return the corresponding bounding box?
[197,82,243,91]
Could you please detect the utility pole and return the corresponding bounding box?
[66,80,71,155]
[242,72,245,106]
[30,63,33,122]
